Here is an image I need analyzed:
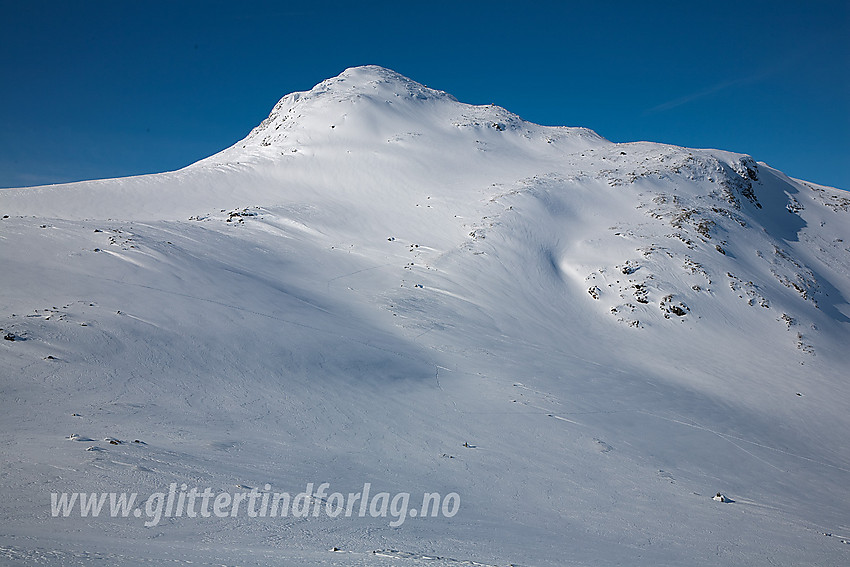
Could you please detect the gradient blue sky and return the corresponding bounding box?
[1,0,848,190]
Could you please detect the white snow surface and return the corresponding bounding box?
[1,65,849,566]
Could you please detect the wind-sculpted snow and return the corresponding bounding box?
[1,66,849,566]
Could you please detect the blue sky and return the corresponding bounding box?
[1,0,848,190]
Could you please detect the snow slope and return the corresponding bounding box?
[1,65,849,566]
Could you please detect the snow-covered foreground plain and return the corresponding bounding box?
[1,66,849,566]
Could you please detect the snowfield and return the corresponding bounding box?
[1,66,849,566]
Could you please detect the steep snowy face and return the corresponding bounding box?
[444,140,850,372]
[205,64,606,166]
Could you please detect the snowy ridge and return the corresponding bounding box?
[232,65,599,154]
[1,66,849,566]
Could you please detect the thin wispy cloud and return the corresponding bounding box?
[645,76,757,114]
[644,49,808,115]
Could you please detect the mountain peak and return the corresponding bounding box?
[312,65,458,102]
[223,66,601,160]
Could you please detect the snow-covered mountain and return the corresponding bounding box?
[1,65,848,566]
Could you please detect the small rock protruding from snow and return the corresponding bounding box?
[660,294,689,317]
